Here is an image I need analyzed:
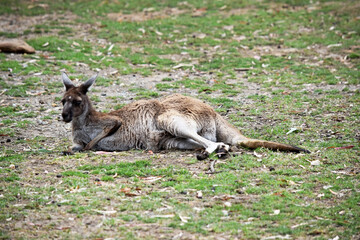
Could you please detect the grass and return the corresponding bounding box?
[0,0,359,239]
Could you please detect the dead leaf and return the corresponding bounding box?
[327,43,342,48]
[273,192,285,197]
[213,195,235,201]
[179,214,190,223]
[155,30,163,36]
[288,180,297,186]
[108,44,114,51]
[309,229,326,235]
[329,189,339,196]
[93,210,117,215]
[110,70,118,75]
[261,235,291,240]
[56,226,71,230]
[291,222,308,229]
[253,151,264,158]
[125,192,140,197]
[139,176,162,183]
[270,209,280,215]
[119,187,131,193]
[150,214,175,218]
[26,91,46,96]
[286,127,299,135]
[233,35,246,42]
[192,8,207,17]
[317,193,325,198]
[173,63,193,69]
[72,41,80,47]
[223,25,234,31]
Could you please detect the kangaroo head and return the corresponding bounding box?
[61,72,97,123]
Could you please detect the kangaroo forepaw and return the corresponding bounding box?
[197,144,230,160]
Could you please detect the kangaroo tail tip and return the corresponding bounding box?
[291,145,311,154]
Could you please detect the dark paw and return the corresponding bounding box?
[72,146,83,152]
[62,151,73,156]
[216,145,229,159]
[196,151,209,161]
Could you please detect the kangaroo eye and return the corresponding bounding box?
[74,100,82,106]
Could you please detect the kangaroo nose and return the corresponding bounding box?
[62,112,72,123]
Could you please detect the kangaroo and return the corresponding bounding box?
[60,72,309,158]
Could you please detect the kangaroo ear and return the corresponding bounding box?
[80,74,97,94]
[62,72,75,91]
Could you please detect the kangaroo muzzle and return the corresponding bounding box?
[62,103,73,123]
[62,112,73,123]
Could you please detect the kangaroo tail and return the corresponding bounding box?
[238,139,310,153]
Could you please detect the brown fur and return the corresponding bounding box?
[61,73,310,156]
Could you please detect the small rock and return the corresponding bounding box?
[269,166,275,171]
[0,39,35,54]
[56,174,62,178]
[6,138,11,143]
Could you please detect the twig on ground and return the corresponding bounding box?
[205,159,222,174]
